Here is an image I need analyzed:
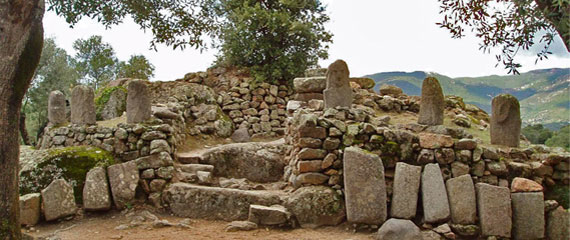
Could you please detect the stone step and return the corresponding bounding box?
[176,163,215,174]
[175,151,204,164]
[162,183,285,221]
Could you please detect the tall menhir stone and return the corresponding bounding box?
[490,94,521,147]
[421,163,450,223]
[323,60,353,109]
[418,77,444,125]
[127,80,151,123]
[390,162,421,219]
[71,85,96,125]
[48,90,66,126]
[343,147,387,225]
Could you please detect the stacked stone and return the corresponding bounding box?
[219,79,292,137]
[186,103,234,138]
[292,68,327,102]
[353,86,420,113]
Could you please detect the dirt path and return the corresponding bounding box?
[25,210,375,240]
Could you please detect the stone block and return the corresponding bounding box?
[446,174,476,224]
[421,163,450,223]
[475,183,512,238]
[390,162,421,219]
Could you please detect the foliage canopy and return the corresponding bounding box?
[72,35,118,90]
[117,55,156,80]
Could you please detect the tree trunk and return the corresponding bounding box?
[19,112,30,145]
[0,1,44,239]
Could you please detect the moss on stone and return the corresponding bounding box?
[19,146,115,204]
[94,86,127,120]
[381,141,400,155]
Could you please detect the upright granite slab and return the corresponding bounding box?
[108,161,139,209]
[475,183,512,238]
[343,147,387,225]
[547,206,570,240]
[391,162,421,219]
[511,192,544,240]
[83,167,112,211]
[71,85,96,125]
[421,163,450,223]
[41,179,77,221]
[490,94,521,147]
[323,60,353,109]
[48,90,66,125]
[445,174,476,224]
[127,80,152,123]
[19,193,40,226]
[418,77,444,125]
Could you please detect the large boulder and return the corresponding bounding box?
[343,147,387,225]
[83,167,112,211]
[284,186,345,228]
[41,179,77,221]
[375,218,422,240]
[490,94,521,147]
[418,77,444,125]
[71,85,96,125]
[323,60,353,109]
[108,161,139,209]
[379,85,403,96]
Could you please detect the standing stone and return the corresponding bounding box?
[421,163,450,223]
[446,174,476,224]
[48,90,66,125]
[108,161,140,209]
[391,162,421,219]
[475,183,512,238]
[511,192,544,240]
[547,206,570,240]
[375,218,422,240]
[343,146,387,225]
[71,85,96,125]
[127,80,151,123]
[19,193,40,226]
[323,60,353,109]
[41,179,77,221]
[83,167,112,211]
[490,94,521,147]
[418,77,444,125]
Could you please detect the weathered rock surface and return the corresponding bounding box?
[390,162,421,219]
[490,94,521,147]
[48,90,67,125]
[343,147,387,225]
[510,177,543,192]
[231,128,250,143]
[127,80,152,123]
[248,204,291,226]
[511,192,544,240]
[83,167,111,211]
[421,163,450,223]
[446,174,476,224]
[108,161,140,209]
[323,60,353,109]
[225,221,258,232]
[418,77,444,125]
[19,193,40,226]
[375,218,422,240]
[547,206,570,240]
[71,85,96,125]
[379,85,403,96]
[293,77,326,93]
[99,87,127,120]
[284,186,345,228]
[419,133,453,149]
[475,183,512,238]
[163,183,282,221]
[41,179,77,221]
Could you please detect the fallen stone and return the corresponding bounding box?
[446,174,476,224]
[225,221,258,232]
[248,204,291,226]
[421,163,450,223]
[19,193,40,226]
[475,183,512,238]
[83,167,112,211]
[390,162,421,219]
[511,192,545,240]
[375,218,422,240]
[343,147,387,225]
[41,179,77,221]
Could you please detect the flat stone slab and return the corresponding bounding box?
[163,183,282,221]
[108,161,139,210]
[83,167,112,211]
[446,174,476,224]
[421,163,450,223]
[343,147,387,225]
[390,162,421,219]
[475,183,512,238]
[248,204,291,226]
[512,192,545,240]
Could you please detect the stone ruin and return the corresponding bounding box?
[491,93,522,147]
[323,59,353,109]
[20,63,569,240]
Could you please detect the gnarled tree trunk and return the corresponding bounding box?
[0,1,44,239]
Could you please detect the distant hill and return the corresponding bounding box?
[365,68,570,129]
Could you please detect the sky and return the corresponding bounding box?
[43,0,569,81]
